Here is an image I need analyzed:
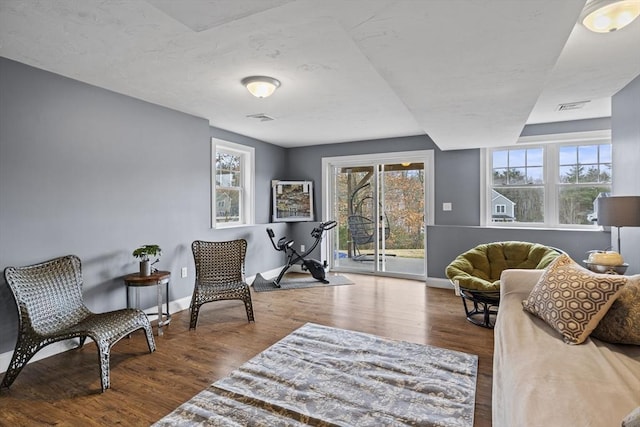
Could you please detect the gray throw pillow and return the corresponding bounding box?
[592,275,640,345]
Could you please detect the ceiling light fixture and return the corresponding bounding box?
[241,76,281,98]
[581,0,640,33]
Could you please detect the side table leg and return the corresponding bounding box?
[157,283,163,336]
[165,281,171,324]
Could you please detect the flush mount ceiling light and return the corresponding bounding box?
[241,76,281,98]
[581,0,640,33]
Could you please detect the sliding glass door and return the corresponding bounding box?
[324,151,432,280]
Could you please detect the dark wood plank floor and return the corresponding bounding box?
[0,273,494,426]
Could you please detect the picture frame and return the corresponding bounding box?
[272,180,314,222]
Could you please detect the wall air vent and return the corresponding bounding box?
[246,113,275,122]
[557,100,590,111]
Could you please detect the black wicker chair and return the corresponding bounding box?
[189,239,255,329]
[1,255,156,392]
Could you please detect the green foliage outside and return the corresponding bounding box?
[335,166,425,253]
[493,163,611,224]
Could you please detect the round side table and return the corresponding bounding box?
[123,271,172,336]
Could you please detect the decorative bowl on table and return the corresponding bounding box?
[583,261,628,275]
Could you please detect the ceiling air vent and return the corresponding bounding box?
[557,100,590,111]
[246,113,275,122]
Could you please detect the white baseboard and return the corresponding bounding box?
[426,277,455,289]
[0,266,289,374]
[0,340,83,376]
[1,268,451,374]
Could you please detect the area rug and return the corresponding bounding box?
[251,272,354,292]
[153,323,478,426]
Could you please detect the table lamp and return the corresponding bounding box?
[597,196,640,253]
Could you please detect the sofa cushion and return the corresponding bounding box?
[494,269,640,427]
[522,254,627,344]
[592,275,640,345]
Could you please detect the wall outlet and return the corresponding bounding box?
[300,244,306,252]
[181,267,188,278]
[443,202,452,211]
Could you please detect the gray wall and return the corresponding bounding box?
[612,74,640,274]
[426,226,609,280]
[208,127,291,274]
[520,117,611,136]
[286,135,481,226]
[285,136,482,259]
[0,58,288,353]
[285,129,611,278]
[0,56,629,356]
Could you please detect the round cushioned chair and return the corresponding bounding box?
[446,241,563,328]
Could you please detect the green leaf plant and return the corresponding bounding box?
[132,244,162,262]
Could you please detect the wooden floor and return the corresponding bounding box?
[0,273,494,426]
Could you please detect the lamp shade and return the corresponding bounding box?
[597,196,640,226]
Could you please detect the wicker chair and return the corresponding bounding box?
[189,239,255,329]
[1,255,156,392]
[446,241,563,328]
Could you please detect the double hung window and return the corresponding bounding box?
[486,133,611,227]
[212,139,254,228]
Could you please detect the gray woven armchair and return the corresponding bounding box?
[189,239,255,329]
[1,255,156,392]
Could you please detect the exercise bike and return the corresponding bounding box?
[266,220,337,287]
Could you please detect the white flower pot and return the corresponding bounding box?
[139,260,151,276]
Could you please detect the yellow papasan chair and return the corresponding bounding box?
[446,241,563,328]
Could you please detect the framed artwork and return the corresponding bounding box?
[272,180,314,222]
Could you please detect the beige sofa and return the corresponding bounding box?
[493,269,640,427]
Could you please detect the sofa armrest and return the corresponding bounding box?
[499,269,544,298]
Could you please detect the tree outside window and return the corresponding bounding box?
[492,147,544,223]
[558,144,611,225]
[212,139,254,228]
[489,140,611,227]
[215,151,242,224]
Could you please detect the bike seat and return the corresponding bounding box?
[277,237,294,250]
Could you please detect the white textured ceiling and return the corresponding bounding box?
[1,0,639,150]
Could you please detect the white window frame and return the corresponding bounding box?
[321,150,435,279]
[481,130,611,229]
[212,138,255,228]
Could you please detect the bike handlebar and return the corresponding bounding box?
[320,220,337,231]
[310,220,337,239]
[269,221,336,251]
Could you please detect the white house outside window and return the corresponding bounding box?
[491,147,545,223]
[484,132,612,228]
[212,139,255,228]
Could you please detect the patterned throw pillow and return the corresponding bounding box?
[522,254,628,345]
[591,275,640,345]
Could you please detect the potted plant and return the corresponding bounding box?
[132,244,162,277]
